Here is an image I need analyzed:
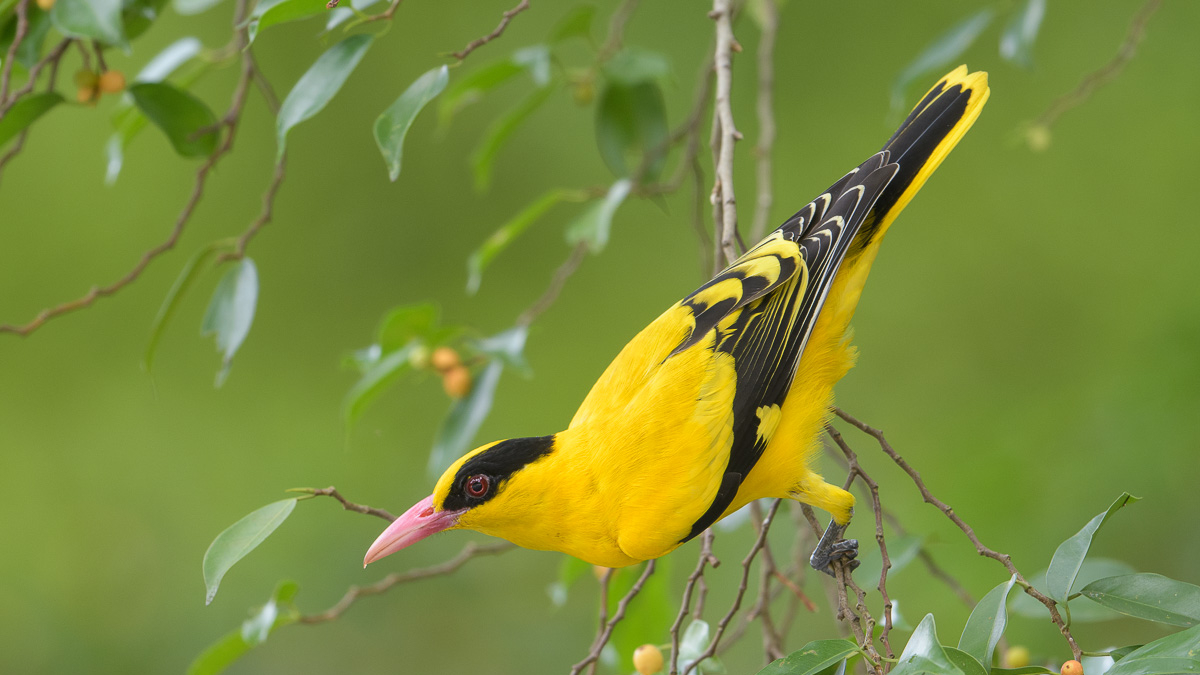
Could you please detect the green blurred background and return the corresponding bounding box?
[2,0,1198,672]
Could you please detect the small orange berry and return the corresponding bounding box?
[98,70,126,94]
[1061,660,1084,675]
[633,644,664,675]
[442,365,471,399]
[76,86,98,105]
[431,346,460,372]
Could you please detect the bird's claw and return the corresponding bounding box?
[809,520,859,577]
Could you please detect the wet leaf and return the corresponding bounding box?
[202,499,296,605]
[128,82,219,157]
[1080,574,1200,627]
[201,258,258,387]
[276,34,373,160]
[374,65,448,181]
[756,640,859,675]
[1046,493,1138,602]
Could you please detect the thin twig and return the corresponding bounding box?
[516,242,588,326]
[0,37,71,121]
[709,0,742,269]
[681,499,780,675]
[833,406,1082,661]
[669,530,719,675]
[748,501,785,662]
[292,486,397,522]
[749,0,777,242]
[597,0,642,62]
[218,155,288,263]
[299,541,514,623]
[1033,0,1162,131]
[0,0,30,106]
[570,560,658,675]
[451,0,531,61]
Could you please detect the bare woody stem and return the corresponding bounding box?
[570,560,658,675]
[709,0,742,270]
[832,406,1083,661]
[450,0,531,61]
[668,530,720,675]
[291,486,397,521]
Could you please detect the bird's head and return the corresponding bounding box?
[363,435,556,566]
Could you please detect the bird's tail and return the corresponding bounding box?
[845,66,990,262]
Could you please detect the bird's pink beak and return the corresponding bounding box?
[363,495,465,567]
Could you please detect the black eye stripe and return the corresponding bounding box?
[441,435,556,511]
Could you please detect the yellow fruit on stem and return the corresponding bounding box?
[431,346,460,372]
[442,366,471,399]
[74,69,98,89]
[35,0,55,10]
[99,70,126,94]
[1061,660,1084,675]
[1004,646,1031,668]
[76,86,97,105]
[633,644,664,675]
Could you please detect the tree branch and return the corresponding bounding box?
[708,0,742,270]
[451,0,531,61]
[570,560,658,675]
[291,486,397,521]
[669,530,719,675]
[516,241,588,326]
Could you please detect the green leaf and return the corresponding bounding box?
[1111,646,1144,662]
[471,84,553,191]
[51,0,126,48]
[549,5,594,44]
[472,325,529,374]
[1106,626,1200,675]
[428,358,503,476]
[679,619,721,673]
[855,534,924,588]
[1046,493,1139,602]
[756,640,859,675]
[991,668,1056,675]
[959,575,1016,671]
[248,0,325,42]
[946,648,989,675]
[276,33,373,161]
[325,0,382,31]
[342,340,417,427]
[188,581,299,675]
[438,46,550,129]
[565,178,632,253]
[891,614,965,675]
[376,303,439,352]
[202,499,297,605]
[121,0,168,40]
[106,38,204,183]
[201,258,258,387]
[128,82,219,157]
[0,8,52,69]
[0,92,62,147]
[1012,558,1138,622]
[1080,574,1200,627]
[999,0,1045,69]
[172,0,225,16]
[467,189,580,295]
[595,80,667,180]
[602,46,671,86]
[144,242,224,373]
[374,65,449,181]
[891,9,994,113]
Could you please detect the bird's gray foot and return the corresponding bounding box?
[809,519,859,577]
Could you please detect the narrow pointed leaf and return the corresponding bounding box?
[467,189,578,294]
[135,37,203,82]
[438,59,523,127]
[374,65,448,181]
[892,9,994,113]
[1080,574,1200,627]
[376,303,439,351]
[565,178,632,253]
[276,34,373,160]
[173,0,225,15]
[202,499,297,605]
[756,640,859,675]
[1046,493,1139,602]
[342,341,417,427]
[201,259,258,387]
[1011,558,1137,622]
[129,82,219,157]
[0,92,62,147]
[188,581,299,675]
[248,0,325,41]
[891,614,965,675]
[946,648,989,675]
[51,0,126,47]
[595,81,668,179]
[1105,624,1200,675]
[472,84,553,191]
[991,668,1056,674]
[959,575,1016,670]
[999,0,1045,68]
[144,243,223,372]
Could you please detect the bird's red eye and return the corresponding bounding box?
[466,474,490,498]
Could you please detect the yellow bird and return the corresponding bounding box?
[365,66,990,573]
